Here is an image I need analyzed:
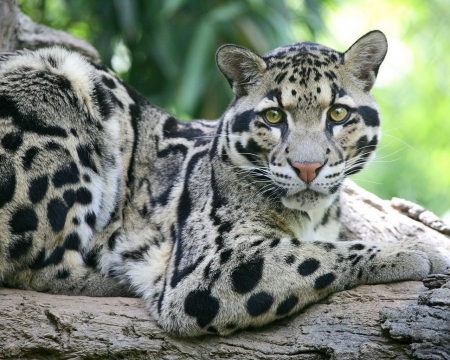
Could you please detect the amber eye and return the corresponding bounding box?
[264,109,284,124]
[329,106,349,122]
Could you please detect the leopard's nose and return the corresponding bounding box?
[291,162,323,184]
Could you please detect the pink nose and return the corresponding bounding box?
[292,162,323,184]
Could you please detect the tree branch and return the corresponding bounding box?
[0,0,100,61]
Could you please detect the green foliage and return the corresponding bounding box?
[19,0,326,119]
[18,0,450,217]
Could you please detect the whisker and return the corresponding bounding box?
[382,134,421,154]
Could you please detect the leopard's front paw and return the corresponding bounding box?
[402,242,450,276]
[366,242,450,284]
[422,245,450,275]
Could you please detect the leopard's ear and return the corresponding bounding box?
[216,45,267,97]
[344,30,388,92]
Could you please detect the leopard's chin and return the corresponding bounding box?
[281,189,334,212]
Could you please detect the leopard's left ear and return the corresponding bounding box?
[344,30,388,92]
[216,44,267,97]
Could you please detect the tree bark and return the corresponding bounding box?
[1,1,449,359]
[0,0,100,61]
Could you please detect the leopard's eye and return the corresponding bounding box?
[264,109,284,124]
[329,106,349,122]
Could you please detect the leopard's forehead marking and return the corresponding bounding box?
[262,42,343,110]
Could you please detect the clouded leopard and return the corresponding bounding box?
[0,30,448,336]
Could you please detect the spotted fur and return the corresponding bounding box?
[0,31,449,336]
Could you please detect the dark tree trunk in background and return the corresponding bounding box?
[1,1,449,358]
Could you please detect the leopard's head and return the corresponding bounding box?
[216,31,387,211]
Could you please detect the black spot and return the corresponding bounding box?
[70,128,78,137]
[63,189,76,208]
[85,212,96,228]
[291,239,301,246]
[246,138,265,155]
[1,132,23,152]
[64,232,81,251]
[52,162,80,188]
[220,249,233,264]
[297,258,320,276]
[29,248,46,269]
[329,184,340,194]
[56,268,70,279]
[270,239,280,247]
[356,135,368,151]
[320,207,331,226]
[83,248,99,268]
[121,245,149,262]
[207,326,218,333]
[47,198,68,232]
[285,254,296,264]
[251,239,264,247]
[77,145,98,173]
[76,187,92,205]
[10,207,38,233]
[232,110,254,133]
[22,147,39,170]
[184,289,219,328]
[162,116,177,135]
[92,81,113,119]
[358,106,380,127]
[231,257,264,294]
[235,141,259,164]
[46,55,57,67]
[9,234,33,259]
[0,155,16,208]
[0,94,67,138]
[162,116,204,139]
[275,71,287,84]
[349,244,365,251]
[246,291,274,316]
[348,254,357,261]
[28,175,48,204]
[276,295,299,316]
[83,174,91,182]
[102,75,117,89]
[321,242,336,251]
[351,255,363,267]
[108,230,120,250]
[170,255,205,288]
[45,246,65,266]
[44,141,63,151]
[342,118,360,128]
[314,272,336,290]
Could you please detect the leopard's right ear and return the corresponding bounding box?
[344,30,388,92]
[216,45,267,97]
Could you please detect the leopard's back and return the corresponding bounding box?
[0,48,140,293]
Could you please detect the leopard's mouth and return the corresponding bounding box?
[281,188,333,211]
